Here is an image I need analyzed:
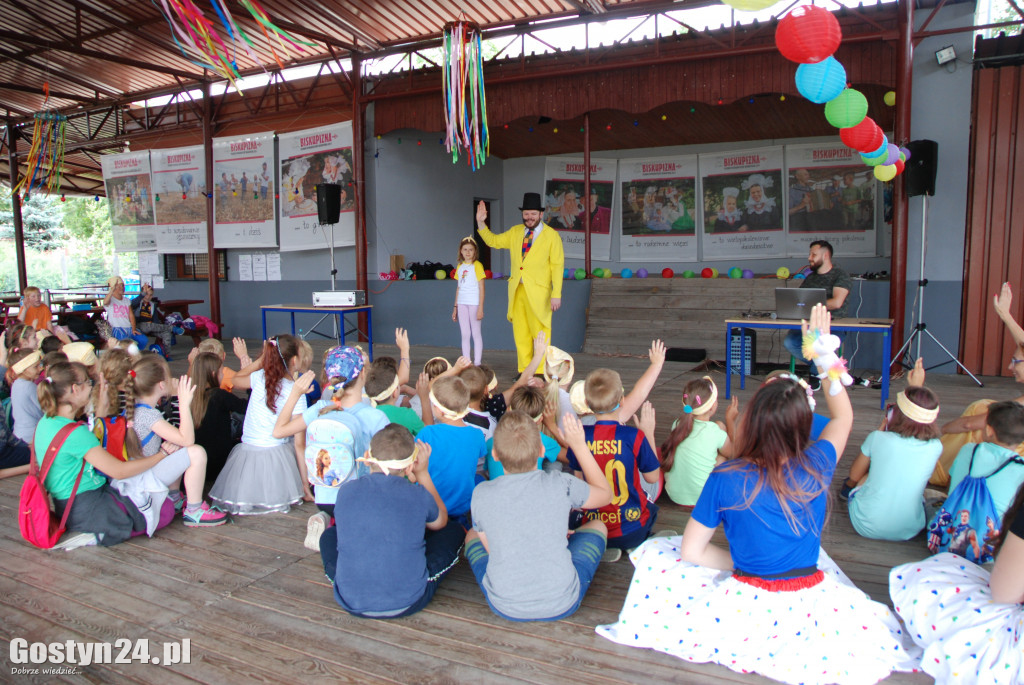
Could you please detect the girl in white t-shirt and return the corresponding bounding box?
[451,236,485,364]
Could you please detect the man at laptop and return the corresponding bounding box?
[783,240,852,387]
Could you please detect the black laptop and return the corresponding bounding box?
[775,287,826,320]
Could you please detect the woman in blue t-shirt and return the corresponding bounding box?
[597,305,921,685]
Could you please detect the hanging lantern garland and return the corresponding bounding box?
[13,111,67,197]
[442,20,489,170]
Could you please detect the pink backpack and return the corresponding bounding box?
[19,422,86,549]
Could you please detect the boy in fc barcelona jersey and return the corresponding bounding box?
[566,368,662,550]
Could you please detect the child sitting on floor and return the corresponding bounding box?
[485,386,563,479]
[661,376,738,508]
[189,351,247,482]
[567,368,670,560]
[842,358,943,541]
[190,337,254,392]
[946,400,1024,522]
[367,361,430,436]
[466,410,612,621]
[459,365,497,441]
[319,424,464,619]
[9,349,44,445]
[18,286,72,344]
[417,375,486,526]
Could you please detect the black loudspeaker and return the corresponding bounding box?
[904,139,938,197]
[316,183,342,224]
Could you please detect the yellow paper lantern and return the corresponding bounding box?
[874,164,898,182]
[722,0,779,11]
[883,91,896,106]
[776,266,790,279]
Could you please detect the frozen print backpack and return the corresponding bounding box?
[304,409,367,492]
[926,445,1022,564]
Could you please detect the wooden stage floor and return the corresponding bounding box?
[1,341,1016,684]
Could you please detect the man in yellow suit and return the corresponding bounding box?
[476,193,565,371]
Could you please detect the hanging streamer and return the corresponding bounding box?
[442,20,489,170]
[13,112,67,197]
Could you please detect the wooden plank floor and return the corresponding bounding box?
[1,339,1015,683]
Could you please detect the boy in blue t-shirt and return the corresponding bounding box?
[947,400,1024,520]
[567,368,668,553]
[417,376,486,525]
[486,386,564,479]
[319,425,464,618]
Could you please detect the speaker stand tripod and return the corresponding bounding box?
[891,194,983,386]
[301,219,342,344]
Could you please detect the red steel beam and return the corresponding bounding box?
[202,82,222,329]
[889,0,913,368]
[352,54,369,342]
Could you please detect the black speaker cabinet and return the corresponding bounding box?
[904,139,938,197]
[316,183,342,224]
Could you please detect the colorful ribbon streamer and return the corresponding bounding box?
[442,21,489,170]
[13,112,67,197]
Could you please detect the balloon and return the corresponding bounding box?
[662,268,675,278]
[701,267,714,278]
[722,0,778,11]
[776,266,791,279]
[742,268,755,279]
[637,268,649,278]
[775,5,842,64]
[795,57,846,104]
[435,270,447,280]
[883,90,896,106]
[574,268,586,280]
[682,270,696,278]
[824,89,869,129]
[873,164,898,182]
[729,267,743,278]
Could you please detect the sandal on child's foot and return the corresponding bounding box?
[305,511,331,552]
[601,548,622,563]
[183,502,229,527]
[53,532,98,551]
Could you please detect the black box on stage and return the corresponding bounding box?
[316,183,342,224]
[729,328,756,375]
[666,348,706,363]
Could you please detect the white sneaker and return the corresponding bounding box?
[53,532,98,551]
[304,512,330,552]
[601,547,622,563]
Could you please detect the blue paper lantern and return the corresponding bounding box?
[865,137,888,159]
[621,268,633,279]
[795,57,847,105]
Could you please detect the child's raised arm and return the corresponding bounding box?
[149,376,198,446]
[805,304,853,458]
[395,328,411,386]
[563,413,612,509]
[416,372,434,426]
[994,282,1024,348]
[501,332,548,404]
[619,340,666,420]
[271,370,315,439]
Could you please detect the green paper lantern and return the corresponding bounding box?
[682,270,696,278]
[722,0,779,11]
[824,89,869,129]
[729,267,743,278]
[574,268,586,280]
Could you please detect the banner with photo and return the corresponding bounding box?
[213,131,277,248]
[700,147,785,260]
[278,122,354,252]
[542,157,615,261]
[100,151,157,253]
[785,143,878,256]
[150,145,208,253]
[619,155,699,262]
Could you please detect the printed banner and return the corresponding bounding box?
[542,157,615,261]
[785,143,878,256]
[100,151,157,253]
[618,155,699,262]
[150,145,208,253]
[213,131,277,248]
[700,147,785,259]
[278,122,354,252]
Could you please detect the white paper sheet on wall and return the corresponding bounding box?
[152,276,165,289]
[238,254,253,281]
[267,253,282,281]
[253,254,268,281]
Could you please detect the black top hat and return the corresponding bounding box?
[519,192,544,212]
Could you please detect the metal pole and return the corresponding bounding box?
[201,81,221,329]
[351,53,368,343]
[915,195,927,360]
[583,112,591,277]
[5,120,28,291]
[889,0,913,368]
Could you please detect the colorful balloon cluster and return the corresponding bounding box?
[776,6,908,182]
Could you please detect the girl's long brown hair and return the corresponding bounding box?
[717,378,828,534]
[96,349,133,417]
[456,236,478,265]
[123,354,170,458]
[189,352,223,429]
[660,377,716,472]
[37,362,86,418]
[262,334,299,411]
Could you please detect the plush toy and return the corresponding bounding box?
[802,330,853,395]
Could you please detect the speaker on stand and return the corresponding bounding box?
[317,183,342,224]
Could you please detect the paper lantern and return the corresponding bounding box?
[493,272,504,279]
[574,268,586,280]
[563,268,573,279]
[884,90,897,106]
[776,266,790,279]
[795,57,846,104]
[450,269,457,279]
[794,273,806,279]
[873,164,898,182]
[742,268,755,279]
[682,270,696,278]
[701,267,714,278]
[884,144,900,166]
[662,268,675,278]
[775,5,842,64]
[840,118,883,153]
[593,268,604,278]
[865,136,889,158]
[722,0,778,11]
[485,270,493,279]
[729,267,743,278]
[435,270,448,280]
[894,159,905,175]
[622,268,633,279]
[637,268,649,278]
[711,268,720,278]
[602,269,612,278]
[860,153,884,167]
[900,146,911,161]
[824,89,869,129]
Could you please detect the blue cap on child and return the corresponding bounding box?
[325,346,364,383]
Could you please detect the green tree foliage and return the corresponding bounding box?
[0,186,67,250]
